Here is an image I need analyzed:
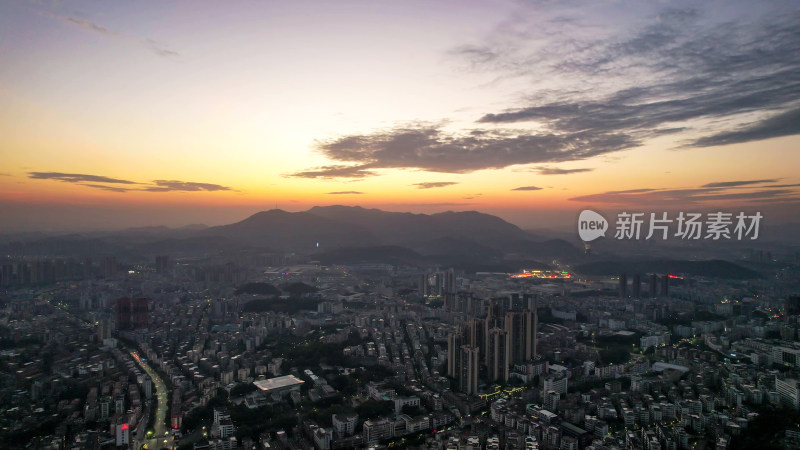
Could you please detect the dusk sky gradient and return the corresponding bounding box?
[2,0,799,232]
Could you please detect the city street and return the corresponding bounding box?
[131,351,174,450]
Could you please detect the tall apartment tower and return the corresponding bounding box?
[505,310,537,363]
[619,273,627,297]
[467,318,486,364]
[487,328,510,382]
[458,345,480,395]
[446,332,463,377]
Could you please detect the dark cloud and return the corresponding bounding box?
[305,126,637,177]
[289,4,799,180]
[28,172,137,184]
[702,179,779,188]
[511,186,543,191]
[327,191,364,195]
[470,6,800,148]
[144,180,232,192]
[413,181,459,189]
[692,107,800,147]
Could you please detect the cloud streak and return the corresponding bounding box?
[65,17,113,35]
[287,164,376,179]
[58,14,179,58]
[28,172,137,184]
[531,166,594,175]
[413,181,459,189]
[701,179,779,188]
[144,38,180,58]
[569,181,800,206]
[327,191,364,195]
[28,172,233,193]
[144,180,232,192]
[511,186,543,191]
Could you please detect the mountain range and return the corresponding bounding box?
[0,206,769,277]
[0,206,577,267]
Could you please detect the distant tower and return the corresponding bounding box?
[533,306,538,358]
[660,275,669,297]
[102,257,117,279]
[116,297,149,330]
[648,274,658,298]
[632,274,641,298]
[619,273,627,298]
[155,255,170,275]
[786,296,800,316]
[444,269,456,295]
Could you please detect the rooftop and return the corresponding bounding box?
[252,375,304,392]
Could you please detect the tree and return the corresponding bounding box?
[355,400,393,420]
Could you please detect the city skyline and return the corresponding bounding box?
[2,0,800,232]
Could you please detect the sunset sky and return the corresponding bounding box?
[2,0,799,232]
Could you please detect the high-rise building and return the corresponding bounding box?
[619,273,627,297]
[648,274,658,298]
[787,297,800,316]
[505,310,537,363]
[776,377,800,410]
[102,257,117,279]
[444,268,456,295]
[447,333,463,377]
[97,318,112,341]
[487,328,510,382]
[458,345,480,395]
[543,375,568,395]
[115,423,130,447]
[632,274,641,298]
[660,275,669,297]
[467,318,486,364]
[544,390,560,412]
[116,298,131,330]
[155,255,171,275]
[116,297,149,330]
